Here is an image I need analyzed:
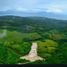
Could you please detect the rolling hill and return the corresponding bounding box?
[0,16,67,64]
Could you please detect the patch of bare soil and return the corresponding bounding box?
[19,42,44,63]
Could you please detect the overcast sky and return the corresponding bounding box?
[0,0,67,14]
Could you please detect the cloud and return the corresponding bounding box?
[15,8,42,13]
[46,6,63,13]
[16,8,28,12]
[0,0,67,14]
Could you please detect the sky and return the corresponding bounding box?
[0,0,67,14]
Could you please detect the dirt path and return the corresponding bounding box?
[20,42,44,62]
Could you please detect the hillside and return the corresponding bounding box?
[0,16,67,32]
[0,11,67,20]
[0,16,67,64]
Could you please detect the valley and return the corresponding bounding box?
[0,16,67,64]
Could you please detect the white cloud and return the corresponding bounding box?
[16,8,28,12]
[26,9,42,13]
[0,0,66,14]
[46,6,63,13]
[15,7,42,13]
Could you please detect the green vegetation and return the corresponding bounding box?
[0,16,67,64]
[37,40,58,58]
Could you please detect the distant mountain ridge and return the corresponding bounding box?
[0,15,67,33]
[0,10,67,20]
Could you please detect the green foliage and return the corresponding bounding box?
[0,16,67,64]
[37,40,58,58]
[0,44,7,64]
[42,42,67,64]
[6,48,20,64]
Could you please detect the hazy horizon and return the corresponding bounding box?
[0,0,67,14]
[0,0,67,20]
